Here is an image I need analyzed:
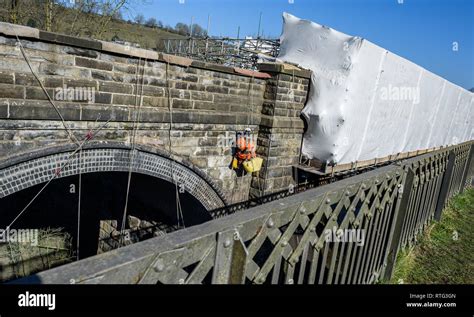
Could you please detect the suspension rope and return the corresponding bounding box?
[262,73,275,197]
[244,74,255,151]
[249,75,266,198]
[9,25,79,145]
[230,73,260,203]
[77,147,82,261]
[164,62,185,228]
[291,69,300,188]
[246,74,260,197]
[175,184,184,228]
[76,115,101,260]
[6,119,111,230]
[120,57,146,245]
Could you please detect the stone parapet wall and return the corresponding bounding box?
[251,63,310,196]
[0,22,310,205]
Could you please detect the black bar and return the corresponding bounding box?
[0,284,472,314]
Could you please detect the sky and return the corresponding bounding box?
[133,0,474,89]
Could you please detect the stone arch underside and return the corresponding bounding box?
[0,146,226,212]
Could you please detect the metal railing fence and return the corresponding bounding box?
[14,141,474,284]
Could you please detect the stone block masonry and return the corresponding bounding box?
[251,63,311,197]
[0,22,310,207]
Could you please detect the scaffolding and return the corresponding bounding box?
[159,37,280,70]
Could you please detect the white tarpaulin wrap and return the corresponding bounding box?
[278,13,473,166]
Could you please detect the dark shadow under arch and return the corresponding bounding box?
[0,142,228,260]
[0,142,228,210]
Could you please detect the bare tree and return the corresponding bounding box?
[66,0,133,37]
[191,23,207,38]
[9,0,19,24]
[69,0,87,35]
[95,0,128,37]
[134,13,144,25]
[44,0,53,31]
[0,0,182,50]
[175,22,189,36]
[112,9,123,20]
[145,17,157,28]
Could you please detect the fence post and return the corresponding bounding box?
[212,229,248,284]
[434,150,456,221]
[382,166,415,281]
[459,144,474,193]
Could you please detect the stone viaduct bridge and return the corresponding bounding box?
[1,23,473,285]
[0,23,311,257]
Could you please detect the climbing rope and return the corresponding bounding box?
[230,73,265,203]
[76,115,102,260]
[6,119,111,230]
[119,57,147,245]
[77,147,82,261]
[261,70,298,196]
[164,62,185,228]
[9,25,119,258]
[260,73,280,197]
[9,25,79,145]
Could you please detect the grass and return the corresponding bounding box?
[390,187,474,284]
[0,4,185,51]
[55,18,185,50]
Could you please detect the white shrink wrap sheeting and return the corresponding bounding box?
[278,13,473,166]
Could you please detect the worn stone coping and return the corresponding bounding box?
[258,62,312,78]
[0,22,310,79]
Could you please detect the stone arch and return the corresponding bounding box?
[0,142,227,212]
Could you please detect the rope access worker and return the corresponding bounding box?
[233,128,262,173]
[236,128,256,161]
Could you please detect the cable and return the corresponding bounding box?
[260,71,290,197]
[76,147,82,261]
[9,24,79,145]
[119,57,147,245]
[248,74,266,197]
[6,119,111,230]
[164,62,185,228]
[230,73,259,203]
[75,115,102,260]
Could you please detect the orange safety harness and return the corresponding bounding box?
[235,129,257,162]
[232,128,263,173]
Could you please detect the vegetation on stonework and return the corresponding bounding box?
[0,228,73,282]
